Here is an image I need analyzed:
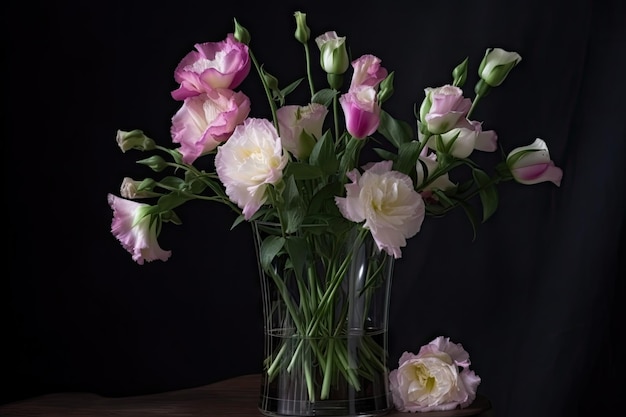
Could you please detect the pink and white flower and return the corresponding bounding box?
[506,138,563,186]
[171,34,251,100]
[339,85,381,139]
[215,118,288,220]
[419,85,472,135]
[276,103,328,159]
[349,54,388,89]
[108,194,171,265]
[389,336,481,412]
[335,160,425,259]
[171,88,251,164]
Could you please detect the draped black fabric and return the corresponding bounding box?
[5,0,625,416]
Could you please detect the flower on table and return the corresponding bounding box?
[389,336,481,412]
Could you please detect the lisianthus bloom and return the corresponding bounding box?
[506,138,563,186]
[315,31,350,75]
[171,33,251,100]
[419,85,472,135]
[108,194,171,265]
[389,336,481,412]
[339,85,381,139]
[276,103,328,160]
[478,47,522,87]
[215,118,288,220]
[171,88,251,164]
[349,54,388,89]
[335,160,425,259]
[416,148,456,196]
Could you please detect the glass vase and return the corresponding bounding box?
[253,221,394,417]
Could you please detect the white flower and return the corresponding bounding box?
[389,336,481,412]
[215,118,288,219]
[335,160,425,259]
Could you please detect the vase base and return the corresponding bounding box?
[259,393,392,417]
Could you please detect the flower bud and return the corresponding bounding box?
[233,18,251,45]
[120,177,159,199]
[377,72,395,104]
[137,155,168,172]
[116,129,156,153]
[478,48,522,87]
[315,31,349,75]
[452,57,468,87]
[293,11,310,44]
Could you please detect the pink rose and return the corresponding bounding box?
[171,33,251,100]
[389,336,481,412]
[170,88,251,164]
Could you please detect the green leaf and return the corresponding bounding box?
[372,147,397,162]
[308,182,342,216]
[394,141,421,176]
[259,235,285,271]
[155,192,191,212]
[280,78,304,98]
[310,130,338,175]
[159,176,186,190]
[311,88,338,106]
[377,110,414,148]
[282,176,305,233]
[472,168,499,222]
[284,236,308,281]
[284,162,323,180]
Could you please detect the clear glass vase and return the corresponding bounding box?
[253,221,394,417]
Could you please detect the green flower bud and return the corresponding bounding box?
[116,129,156,153]
[293,11,310,44]
[262,67,279,91]
[315,31,350,75]
[452,57,468,87]
[137,155,168,172]
[233,18,251,45]
[478,48,522,87]
[377,71,395,104]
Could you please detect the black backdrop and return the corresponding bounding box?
[5,0,625,416]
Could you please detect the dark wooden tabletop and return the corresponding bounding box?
[0,374,492,417]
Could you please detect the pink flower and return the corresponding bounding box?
[419,85,472,134]
[171,34,251,100]
[506,138,563,186]
[107,194,171,265]
[389,336,481,412]
[349,54,388,89]
[276,103,328,159]
[171,88,251,164]
[339,86,381,139]
[215,118,288,220]
[335,160,425,259]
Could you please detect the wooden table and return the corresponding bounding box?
[0,374,492,416]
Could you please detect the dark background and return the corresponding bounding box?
[5,0,625,416]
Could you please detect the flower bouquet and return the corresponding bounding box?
[108,10,562,416]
